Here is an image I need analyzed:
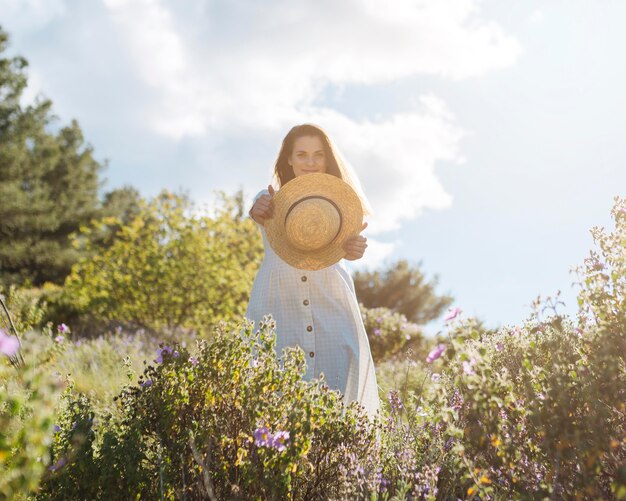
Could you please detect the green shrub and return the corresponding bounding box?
[61,191,263,335]
[0,330,63,499]
[38,318,380,500]
[362,305,423,363]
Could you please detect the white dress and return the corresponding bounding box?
[245,190,380,419]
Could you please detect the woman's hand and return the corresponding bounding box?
[249,185,275,224]
[343,222,368,261]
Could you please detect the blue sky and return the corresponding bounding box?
[2,0,625,332]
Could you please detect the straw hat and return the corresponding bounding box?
[265,172,364,270]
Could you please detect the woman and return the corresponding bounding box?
[246,124,379,418]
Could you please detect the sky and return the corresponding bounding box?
[2,0,625,333]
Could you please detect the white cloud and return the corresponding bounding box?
[530,9,544,24]
[99,0,521,138]
[2,0,519,241]
[0,0,67,31]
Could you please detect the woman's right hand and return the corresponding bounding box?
[250,185,276,224]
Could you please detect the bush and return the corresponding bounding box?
[38,318,381,500]
[0,329,63,499]
[61,191,263,335]
[361,305,423,363]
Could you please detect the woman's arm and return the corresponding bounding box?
[249,185,275,224]
[343,222,368,261]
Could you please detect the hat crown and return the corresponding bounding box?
[285,197,341,251]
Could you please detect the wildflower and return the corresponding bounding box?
[253,426,272,447]
[444,307,462,323]
[495,342,504,352]
[0,328,19,357]
[431,373,441,382]
[57,323,69,334]
[271,430,290,451]
[188,356,199,366]
[373,328,382,337]
[49,457,67,472]
[426,343,446,363]
[55,335,64,343]
[388,390,403,412]
[53,425,61,433]
[462,358,476,375]
[156,346,174,363]
[140,379,153,388]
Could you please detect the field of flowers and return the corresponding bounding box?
[1,197,625,500]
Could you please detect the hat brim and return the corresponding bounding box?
[265,173,364,270]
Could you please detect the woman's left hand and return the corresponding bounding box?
[343,222,368,261]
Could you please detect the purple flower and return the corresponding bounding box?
[388,390,403,412]
[188,356,199,366]
[431,373,441,382]
[140,379,153,388]
[49,457,67,472]
[495,342,504,352]
[426,343,446,363]
[55,335,64,343]
[0,328,20,357]
[462,358,476,375]
[53,424,61,433]
[156,346,174,363]
[444,307,462,323]
[271,430,290,451]
[253,426,272,447]
[57,323,69,333]
[376,317,383,324]
[373,328,382,337]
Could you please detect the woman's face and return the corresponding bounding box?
[288,135,328,177]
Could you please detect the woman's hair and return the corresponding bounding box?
[272,123,373,215]
[273,124,342,186]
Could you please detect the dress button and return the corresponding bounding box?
[301,276,307,282]
[303,299,309,306]
[309,351,315,358]
[306,325,313,332]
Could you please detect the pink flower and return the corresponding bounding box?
[253,426,272,447]
[271,430,290,452]
[495,342,504,352]
[57,323,69,333]
[426,343,446,363]
[156,346,174,363]
[462,358,476,375]
[444,307,462,323]
[431,373,441,382]
[0,328,20,357]
[188,356,199,366]
[55,335,64,343]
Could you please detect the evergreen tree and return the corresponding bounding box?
[0,27,102,286]
[353,259,453,324]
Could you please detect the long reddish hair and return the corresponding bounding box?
[273,124,342,187]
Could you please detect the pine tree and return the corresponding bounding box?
[0,27,103,286]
